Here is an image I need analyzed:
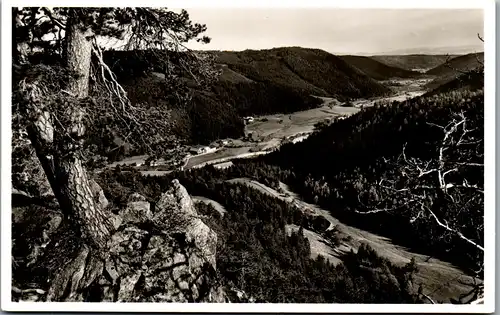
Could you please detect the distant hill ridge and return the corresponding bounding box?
[425,52,484,76]
[214,47,391,100]
[367,43,483,56]
[424,52,484,90]
[370,54,460,71]
[338,55,421,80]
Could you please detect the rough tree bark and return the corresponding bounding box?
[52,9,114,253]
[19,9,114,300]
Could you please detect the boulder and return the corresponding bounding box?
[103,225,224,302]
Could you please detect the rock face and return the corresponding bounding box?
[94,179,225,302]
[153,180,218,268]
[12,179,225,303]
[118,193,152,225]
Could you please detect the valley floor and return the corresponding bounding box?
[109,77,429,175]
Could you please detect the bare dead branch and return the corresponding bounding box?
[358,111,483,255]
[424,203,484,251]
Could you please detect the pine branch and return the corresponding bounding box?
[41,7,66,29]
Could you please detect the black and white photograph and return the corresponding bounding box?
[1,0,495,312]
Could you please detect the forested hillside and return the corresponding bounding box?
[215,47,391,99]
[425,53,484,90]
[263,89,484,273]
[95,166,421,303]
[426,53,484,76]
[424,68,484,96]
[370,54,459,71]
[339,55,421,80]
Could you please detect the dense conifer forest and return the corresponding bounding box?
[96,167,421,303]
[91,63,484,301]
[102,48,390,148]
[264,89,484,273]
[10,6,485,305]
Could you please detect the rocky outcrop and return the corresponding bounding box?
[92,180,224,302]
[101,226,224,302]
[13,179,225,303]
[153,180,218,268]
[118,193,152,225]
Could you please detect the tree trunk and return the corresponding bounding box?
[26,9,113,254]
[55,156,113,251]
[15,8,114,301]
[50,9,113,253]
[65,10,92,98]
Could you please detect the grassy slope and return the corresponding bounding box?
[370,54,459,71]
[339,55,421,80]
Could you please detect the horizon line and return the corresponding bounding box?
[102,44,484,57]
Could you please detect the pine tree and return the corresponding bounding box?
[12,7,218,300]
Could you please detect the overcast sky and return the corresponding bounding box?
[181,8,483,55]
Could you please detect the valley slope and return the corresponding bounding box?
[99,48,392,159]
[425,52,484,90]
[370,54,459,72]
[339,55,421,80]
[215,47,391,99]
